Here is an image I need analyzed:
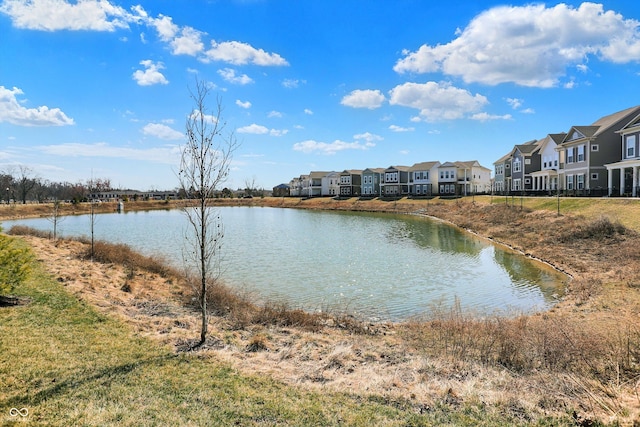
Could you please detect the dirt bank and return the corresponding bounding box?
[5,196,640,424]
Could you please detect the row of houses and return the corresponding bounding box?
[281,161,492,198]
[494,105,640,197]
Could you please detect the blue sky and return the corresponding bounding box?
[2,0,640,191]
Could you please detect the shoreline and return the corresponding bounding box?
[4,196,640,423]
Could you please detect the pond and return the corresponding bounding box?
[3,206,567,321]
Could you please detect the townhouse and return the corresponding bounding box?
[409,161,440,196]
[361,168,385,197]
[529,133,565,193]
[606,111,640,197]
[338,170,362,197]
[493,105,640,198]
[438,161,491,196]
[556,105,640,196]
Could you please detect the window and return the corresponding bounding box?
[591,144,599,152]
[567,175,574,190]
[567,148,574,163]
[513,158,521,172]
[513,179,521,191]
[525,158,531,165]
[626,135,636,158]
[577,174,584,190]
[554,160,558,167]
[591,173,598,181]
[577,145,585,162]
[525,178,531,184]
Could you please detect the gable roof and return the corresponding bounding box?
[362,167,385,174]
[410,161,440,171]
[514,140,541,156]
[561,105,640,144]
[617,111,640,133]
[340,169,362,175]
[385,165,410,172]
[494,151,513,165]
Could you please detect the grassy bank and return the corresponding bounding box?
[0,238,578,426]
[2,196,640,425]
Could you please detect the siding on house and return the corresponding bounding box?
[557,105,640,194]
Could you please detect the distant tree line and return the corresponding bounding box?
[0,166,113,204]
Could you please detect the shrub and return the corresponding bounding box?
[0,233,34,295]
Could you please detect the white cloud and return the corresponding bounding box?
[236,100,252,109]
[151,14,178,41]
[293,139,375,155]
[237,123,287,136]
[353,132,382,144]
[388,81,488,122]
[389,125,415,132]
[269,129,288,137]
[470,112,513,122]
[521,108,536,114]
[36,142,180,164]
[204,40,289,66]
[0,86,74,127]
[0,0,141,31]
[142,123,183,140]
[218,68,253,85]
[132,60,169,86]
[170,26,205,56]
[268,110,283,118]
[341,89,386,109]
[238,124,269,134]
[506,98,523,109]
[304,109,313,115]
[189,109,218,124]
[282,79,305,88]
[394,2,640,87]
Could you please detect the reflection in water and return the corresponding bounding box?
[3,207,567,321]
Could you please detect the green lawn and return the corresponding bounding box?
[482,195,640,232]
[0,238,579,426]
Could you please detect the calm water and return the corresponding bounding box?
[4,207,566,321]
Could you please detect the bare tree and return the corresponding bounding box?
[46,199,64,241]
[178,79,238,348]
[16,165,39,204]
[244,175,259,197]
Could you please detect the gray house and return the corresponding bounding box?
[557,105,640,196]
[381,165,410,196]
[510,140,540,192]
[338,170,362,196]
[361,167,384,197]
[606,111,640,196]
[493,152,512,194]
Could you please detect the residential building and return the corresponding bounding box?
[493,152,512,194]
[409,161,440,196]
[510,140,540,192]
[272,183,290,197]
[381,165,410,196]
[557,105,640,195]
[307,171,332,197]
[529,133,565,193]
[361,168,384,197]
[606,110,640,196]
[323,171,340,196]
[439,161,491,195]
[338,170,362,196]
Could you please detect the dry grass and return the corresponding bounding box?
[6,197,640,424]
